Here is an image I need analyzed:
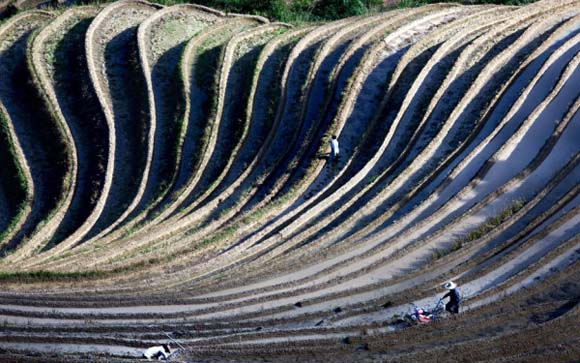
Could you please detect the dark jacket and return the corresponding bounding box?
[443,289,460,304]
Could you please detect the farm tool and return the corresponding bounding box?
[406,298,445,324]
[161,332,188,361]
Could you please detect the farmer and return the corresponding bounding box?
[442,281,461,314]
[330,135,339,160]
[143,343,171,360]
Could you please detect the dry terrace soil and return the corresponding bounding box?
[0,0,579,362]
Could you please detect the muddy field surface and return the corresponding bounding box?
[0,1,579,362]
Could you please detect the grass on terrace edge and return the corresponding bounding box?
[432,198,526,260]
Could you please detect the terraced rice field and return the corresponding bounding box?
[0,0,579,362]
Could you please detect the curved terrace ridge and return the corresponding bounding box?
[0,1,579,362]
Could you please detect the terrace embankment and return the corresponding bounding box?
[0,11,53,250]
[0,1,579,362]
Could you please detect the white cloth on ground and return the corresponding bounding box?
[143,345,170,360]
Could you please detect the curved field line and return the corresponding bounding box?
[3,7,100,264]
[112,3,572,292]
[142,20,284,224]
[73,16,260,250]
[243,4,570,260]
[182,13,400,225]
[225,9,580,292]
[2,4,580,360]
[71,200,576,317]
[65,4,476,278]
[1,210,576,328]
[45,18,266,267]
[0,210,576,332]
[179,23,297,208]
[256,43,580,310]
[328,180,580,328]
[172,16,362,219]
[272,7,531,242]
[247,6,472,213]
[192,155,580,307]
[33,18,273,271]
[373,13,580,245]
[128,3,227,211]
[75,4,224,245]
[191,11,411,224]
[144,23,296,225]
[211,6,473,252]
[86,17,372,269]
[0,11,52,247]
[145,6,476,282]
[55,19,357,270]
[188,22,580,301]
[192,206,580,323]
[162,22,277,216]
[162,17,270,202]
[234,6,504,251]
[150,13,428,254]
[295,6,485,190]
[39,5,476,276]
[17,0,165,265]
[183,6,463,246]
[284,6,572,250]
[176,23,292,216]
[24,1,164,262]
[188,163,580,318]
[303,0,578,238]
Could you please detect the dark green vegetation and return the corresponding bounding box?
[111,0,385,22]
[0,1,577,362]
[431,199,526,260]
[0,269,102,282]
[1,1,541,24]
[129,0,541,22]
[398,0,539,8]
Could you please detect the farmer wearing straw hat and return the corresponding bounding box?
[442,281,461,314]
